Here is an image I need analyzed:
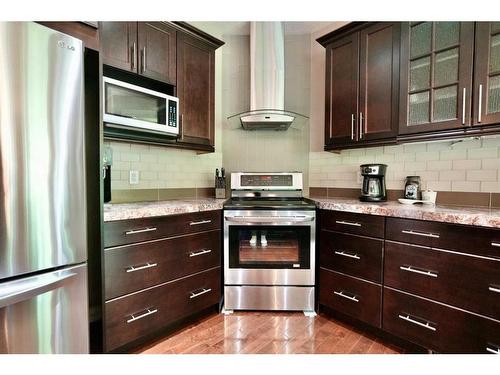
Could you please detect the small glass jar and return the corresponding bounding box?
[404,176,421,200]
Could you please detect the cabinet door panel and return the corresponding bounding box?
[177,32,215,147]
[100,22,137,72]
[324,33,359,146]
[399,22,474,135]
[358,22,400,142]
[138,22,176,84]
[473,22,500,126]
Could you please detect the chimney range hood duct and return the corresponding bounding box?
[228,22,305,131]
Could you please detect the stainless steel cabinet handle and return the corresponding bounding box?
[398,314,436,332]
[189,219,212,226]
[351,114,355,140]
[189,249,212,257]
[462,87,466,125]
[131,42,136,70]
[478,84,483,123]
[401,229,439,238]
[400,265,438,278]
[489,285,500,294]
[486,344,500,354]
[334,251,361,260]
[126,308,158,323]
[189,288,212,299]
[491,242,500,248]
[335,220,361,227]
[126,262,158,273]
[142,47,146,73]
[125,227,157,235]
[334,290,359,303]
[359,112,364,139]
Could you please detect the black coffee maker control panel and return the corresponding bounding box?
[360,164,387,176]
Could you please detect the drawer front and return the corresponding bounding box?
[383,287,500,353]
[386,217,500,259]
[320,230,383,282]
[384,241,500,320]
[320,210,385,238]
[105,267,221,352]
[104,210,221,247]
[105,230,221,300]
[319,268,381,327]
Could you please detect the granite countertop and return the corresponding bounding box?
[103,198,226,222]
[313,197,500,228]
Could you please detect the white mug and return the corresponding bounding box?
[421,190,437,204]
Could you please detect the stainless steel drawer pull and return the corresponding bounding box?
[400,265,438,278]
[189,249,212,257]
[488,285,500,294]
[335,220,361,227]
[398,314,436,332]
[126,308,158,323]
[189,220,212,226]
[401,229,440,238]
[491,242,500,248]
[125,227,157,235]
[334,251,361,260]
[486,345,500,354]
[333,290,359,303]
[126,262,158,273]
[189,288,212,299]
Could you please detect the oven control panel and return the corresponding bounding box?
[241,174,292,187]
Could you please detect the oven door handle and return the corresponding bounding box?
[224,216,314,224]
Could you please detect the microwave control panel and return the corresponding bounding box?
[168,99,177,128]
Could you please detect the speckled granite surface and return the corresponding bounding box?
[103,198,226,222]
[313,198,500,228]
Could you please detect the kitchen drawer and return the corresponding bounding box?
[384,241,500,320]
[320,230,383,282]
[105,230,221,300]
[386,217,500,259]
[383,287,500,353]
[104,210,221,248]
[320,210,385,238]
[319,268,381,327]
[105,267,221,351]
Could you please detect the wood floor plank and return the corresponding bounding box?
[138,311,402,354]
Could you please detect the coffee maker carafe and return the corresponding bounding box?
[360,164,387,202]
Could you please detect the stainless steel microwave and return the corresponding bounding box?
[103,77,179,136]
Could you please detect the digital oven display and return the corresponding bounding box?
[240,174,293,187]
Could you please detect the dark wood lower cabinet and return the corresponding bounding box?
[105,267,221,351]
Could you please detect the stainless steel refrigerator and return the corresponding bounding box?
[0,22,89,353]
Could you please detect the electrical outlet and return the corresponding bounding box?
[356,170,363,184]
[129,170,139,185]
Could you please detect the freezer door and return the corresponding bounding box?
[0,263,89,353]
[0,22,86,279]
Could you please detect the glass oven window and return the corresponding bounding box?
[228,225,310,269]
[105,82,166,125]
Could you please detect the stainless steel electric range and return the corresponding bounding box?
[223,172,316,314]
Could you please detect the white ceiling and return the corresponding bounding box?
[190,21,341,36]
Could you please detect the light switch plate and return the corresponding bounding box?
[129,170,139,185]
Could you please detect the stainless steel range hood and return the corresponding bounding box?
[235,22,298,131]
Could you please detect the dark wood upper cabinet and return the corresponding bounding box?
[359,22,400,142]
[320,22,399,149]
[137,22,177,84]
[399,22,475,135]
[100,22,137,73]
[176,32,216,148]
[324,33,359,146]
[473,22,500,126]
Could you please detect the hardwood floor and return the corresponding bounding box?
[138,311,402,354]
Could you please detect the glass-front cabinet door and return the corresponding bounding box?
[399,22,474,135]
[473,22,500,126]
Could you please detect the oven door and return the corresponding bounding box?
[224,210,315,286]
[103,77,179,136]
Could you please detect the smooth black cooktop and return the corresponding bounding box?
[223,198,317,210]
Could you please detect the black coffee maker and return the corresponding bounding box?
[360,164,387,202]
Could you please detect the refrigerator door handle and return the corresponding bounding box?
[0,272,76,309]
